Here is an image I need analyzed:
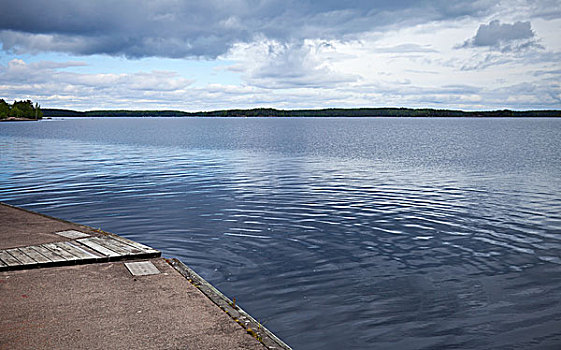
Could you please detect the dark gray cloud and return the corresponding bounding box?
[461,20,541,51]
[0,0,498,58]
[472,20,534,46]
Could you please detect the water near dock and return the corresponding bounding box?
[0,203,282,350]
[1,117,561,349]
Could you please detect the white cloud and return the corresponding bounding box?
[216,13,561,110]
[0,59,194,109]
[225,39,359,89]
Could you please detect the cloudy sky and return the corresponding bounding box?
[1,0,560,111]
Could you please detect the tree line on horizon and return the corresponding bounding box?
[0,99,43,120]
[41,107,561,118]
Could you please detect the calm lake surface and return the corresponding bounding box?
[1,117,561,349]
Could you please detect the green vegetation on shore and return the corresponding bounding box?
[42,107,561,118]
[0,99,43,120]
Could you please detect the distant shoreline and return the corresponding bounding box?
[0,117,39,122]
[42,107,561,119]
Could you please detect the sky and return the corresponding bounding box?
[1,0,560,111]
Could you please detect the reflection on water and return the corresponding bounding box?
[1,117,561,349]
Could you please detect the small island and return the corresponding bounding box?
[0,99,43,121]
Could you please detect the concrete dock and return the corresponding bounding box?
[0,203,290,350]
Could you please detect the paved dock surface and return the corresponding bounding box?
[0,203,279,350]
[0,204,101,249]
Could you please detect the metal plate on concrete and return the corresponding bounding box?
[55,230,90,239]
[125,261,160,276]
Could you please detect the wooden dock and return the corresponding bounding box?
[0,231,160,271]
[0,202,291,350]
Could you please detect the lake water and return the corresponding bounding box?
[1,117,561,349]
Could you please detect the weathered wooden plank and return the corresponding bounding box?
[43,243,80,261]
[19,246,51,264]
[59,242,100,260]
[101,237,144,255]
[6,248,36,265]
[91,237,132,256]
[55,230,90,239]
[32,245,66,263]
[0,251,21,266]
[67,241,106,258]
[110,235,159,254]
[67,241,103,257]
[0,258,6,267]
[76,238,120,257]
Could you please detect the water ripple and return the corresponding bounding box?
[1,117,561,349]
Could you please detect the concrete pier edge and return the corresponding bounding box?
[170,258,292,350]
[1,202,292,350]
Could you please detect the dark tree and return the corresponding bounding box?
[0,99,10,119]
[1,99,43,119]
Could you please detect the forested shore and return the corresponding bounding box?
[42,107,561,118]
[0,99,43,120]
